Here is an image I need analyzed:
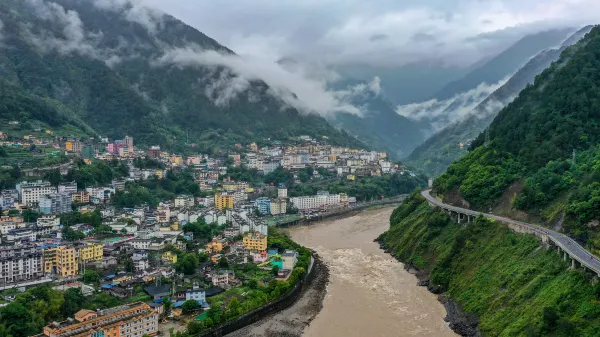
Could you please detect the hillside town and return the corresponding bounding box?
[0,130,420,336]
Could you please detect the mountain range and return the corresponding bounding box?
[405,26,593,176]
[0,0,363,153]
[433,25,600,249]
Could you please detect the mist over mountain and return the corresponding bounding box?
[406,25,594,176]
[0,0,364,151]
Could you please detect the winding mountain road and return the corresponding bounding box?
[422,190,600,276]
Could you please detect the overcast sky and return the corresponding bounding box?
[138,0,599,68]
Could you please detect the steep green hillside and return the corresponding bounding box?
[0,0,362,151]
[380,194,600,336]
[406,26,593,177]
[433,26,600,252]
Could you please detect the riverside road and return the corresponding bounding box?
[422,190,600,277]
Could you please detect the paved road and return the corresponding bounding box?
[422,190,600,276]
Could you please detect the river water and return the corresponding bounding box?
[289,206,456,337]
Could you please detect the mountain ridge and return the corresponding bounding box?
[405,26,593,176]
[0,0,364,152]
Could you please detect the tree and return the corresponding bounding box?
[162,297,172,317]
[44,169,62,187]
[124,258,135,273]
[177,254,199,275]
[62,226,85,241]
[272,265,280,276]
[181,300,200,314]
[187,321,204,334]
[61,288,86,318]
[83,270,100,284]
[0,302,38,337]
[218,256,229,269]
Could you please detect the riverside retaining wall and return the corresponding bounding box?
[196,255,318,337]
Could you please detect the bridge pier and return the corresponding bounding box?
[563,251,568,261]
[571,258,577,270]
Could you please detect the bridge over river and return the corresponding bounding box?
[422,190,600,277]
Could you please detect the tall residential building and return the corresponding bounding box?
[44,245,78,277]
[39,193,72,214]
[146,146,161,158]
[242,232,267,252]
[214,193,234,210]
[0,244,43,284]
[290,191,342,211]
[82,145,95,160]
[277,185,288,199]
[76,242,104,263]
[124,135,134,152]
[16,180,57,206]
[270,199,287,216]
[254,197,270,215]
[66,140,82,153]
[58,181,78,195]
[37,302,159,337]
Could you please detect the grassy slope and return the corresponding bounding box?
[380,195,600,336]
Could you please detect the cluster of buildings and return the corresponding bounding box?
[243,138,396,178]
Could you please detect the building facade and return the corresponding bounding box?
[44,245,78,277]
[242,232,267,252]
[39,193,72,214]
[0,244,44,284]
[16,180,57,206]
[38,302,159,337]
[214,193,234,210]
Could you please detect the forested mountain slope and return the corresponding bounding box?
[433,26,600,253]
[406,26,593,177]
[0,0,362,151]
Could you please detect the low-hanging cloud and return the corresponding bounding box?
[154,45,366,116]
[139,0,600,69]
[396,76,510,131]
[91,0,165,35]
[25,0,103,58]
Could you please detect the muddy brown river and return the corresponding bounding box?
[289,206,456,337]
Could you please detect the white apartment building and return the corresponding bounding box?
[58,181,77,195]
[270,199,287,215]
[16,180,57,206]
[0,244,44,284]
[37,215,60,228]
[174,195,194,208]
[6,228,36,242]
[290,191,342,210]
[0,222,17,235]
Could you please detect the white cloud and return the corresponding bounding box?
[25,0,101,57]
[154,45,364,117]
[396,76,510,131]
[91,0,165,35]
[139,0,600,69]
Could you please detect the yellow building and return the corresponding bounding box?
[66,141,73,151]
[155,170,164,179]
[214,193,234,210]
[347,174,356,181]
[206,238,224,253]
[44,245,78,277]
[243,232,268,252]
[161,251,178,264]
[77,242,104,263]
[170,155,184,166]
[71,191,90,203]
